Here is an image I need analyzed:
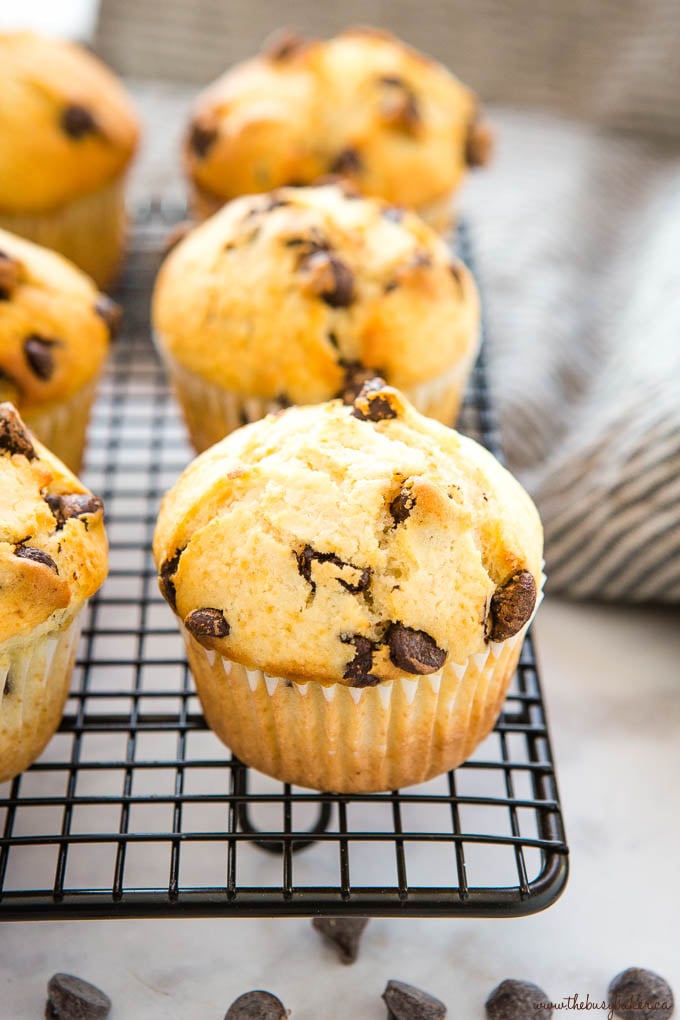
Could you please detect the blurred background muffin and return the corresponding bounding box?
[0,228,119,470]
[0,31,139,286]
[153,184,480,451]
[182,27,492,231]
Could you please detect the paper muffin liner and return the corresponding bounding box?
[414,189,457,235]
[158,345,479,453]
[0,609,84,784]
[181,573,545,793]
[0,176,128,288]
[23,377,99,473]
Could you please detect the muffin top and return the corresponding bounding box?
[0,32,139,214]
[0,229,119,413]
[0,403,108,645]
[153,382,542,685]
[153,184,479,398]
[185,27,491,213]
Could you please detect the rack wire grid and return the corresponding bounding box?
[0,207,568,921]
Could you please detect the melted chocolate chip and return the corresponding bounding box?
[45,493,103,530]
[296,545,371,595]
[379,78,421,133]
[0,403,36,459]
[15,545,59,573]
[383,979,447,1020]
[341,634,380,686]
[94,296,122,339]
[24,335,59,381]
[607,967,674,1020]
[330,147,363,175]
[486,570,537,643]
[47,973,111,1020]
[389,485,416,525]
[159,549,184,612]
[485,979,550,1019]
[338,363,379,404]
[61,105,98,139]
[185,608,230,638]
[311,916,369,964]
[189,121,218,158]
[466,118,494,167]
[0,251,20,299]
[300,250,355,308]
[386,622,446,675]
[261,28,307,61]
[224,990,288,1020]
[351,378,399,422]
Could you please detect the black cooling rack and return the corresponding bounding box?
[0,209,568,921]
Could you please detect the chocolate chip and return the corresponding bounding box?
[465,117,494,167]
[300,250,355,308]
[61,105,98,139]
[4,672,13,698]
[485,979,550,1019]
[189,120,218,158]
[94,296,122,339]
[45,493,103,530]
[0,403,36,459]
[24,335,59,381]
[351,378,399,422]
[338,363,380,404]
[383,979,446,1020]
[329,147,363,175]
[608,967,674,1020]
[159,549,184,611]
[341,634,380,687]
[185,608,230,638]
[486,570,537,643]
[0,251,20,299]
[261,28,307,61]
[386,623,446,675]
[378,78,421,134]
[382,206,404,224]
[47,972,111,1019]
[311,916,369,964]
[389,485,416,525]
[224,990,288,1020]
[15,545,59,573]
[296,545,371,595]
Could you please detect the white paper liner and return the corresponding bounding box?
[23,377,99,472]
[0,611,83,783]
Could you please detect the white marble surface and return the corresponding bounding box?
[1,597,678,1018]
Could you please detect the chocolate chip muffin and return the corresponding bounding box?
[0,32,139,286]
[0,403,108,783]
[153,381,543,793]
[0,228,120,470]
[153,184,479,451]
[185,26,492,232]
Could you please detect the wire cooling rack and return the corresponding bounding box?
[0,208,568,920]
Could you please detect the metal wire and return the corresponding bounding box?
[0,212,568,920]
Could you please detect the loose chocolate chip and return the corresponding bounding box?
[339,363,380,404]
[24,335,60,381]
[383,979,446,1020]
[0,251,20,299]
[94,296,122,339]
[15,545,59,573]
[330,147,363,175]
[341,634,380,686]
[47,972,111,1019]
[608,967,674,1020]
[0,403,36,459]
[382,206,405,223]
[159,549,184,611]
[296,545,371,595]
[389,485,416,525]
[185,608,230,638]
[45,493,103,530]
[61,105,98,139]
[311,916,369,964]
[386,622,446,675]
[486,570,537,643]
[351,378,399,422]
[485,979,551,1019]
[189,120,218,158]
[224,990,288,1020]
[466,118,494,167]
[261,28,307,61]
[300,250,355,308]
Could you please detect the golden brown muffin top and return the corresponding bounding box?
[0,229,119,413]
[185,26,491,215]
[0,403,108,645]
[153,184,479,398]
[153,384,542,685]
[0,32,139,214]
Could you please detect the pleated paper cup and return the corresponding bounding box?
[22,377,99,473]
[0,608,84,784]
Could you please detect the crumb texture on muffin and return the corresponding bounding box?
[0,32,139,213]
[153,387,542,684]
[0,229,116,413]
[0,402,108,645]
[185,27,488,214]
[153,184,479,400]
